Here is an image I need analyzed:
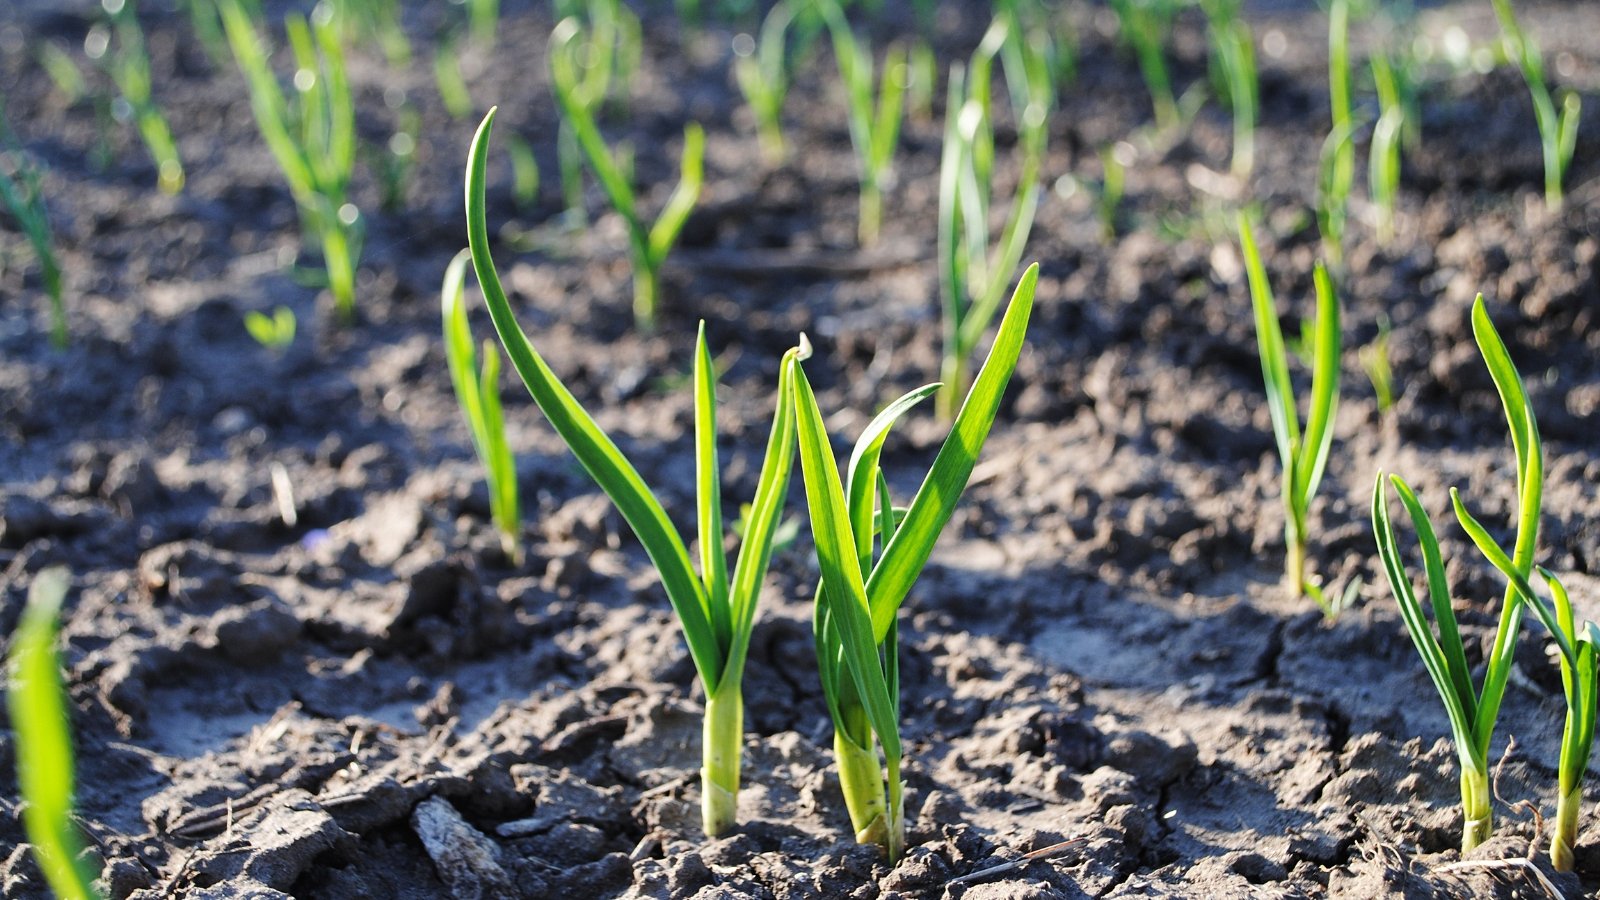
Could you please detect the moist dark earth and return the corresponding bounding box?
[2,0,1600,897]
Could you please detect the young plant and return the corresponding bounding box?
[733,0,806,165]
[549,0,641,227]
[0,149,67,348]
[327,0,411,65]
[507,134,541,210]
[1098,145,1126,242]
[1201,0,1257,178]
[936,20,1049,418]
[1239,217,1341,615]
[100,0,185,195]
[1368,50,1405,245]
[220,0,362,322]
[1489,0,1580,210]
[1371,295,1542,853]
[1108,0,1180,133]
[7,567,101,900]
[441,249,521,565]
[1359,316,1394,416]
[792,264,1037,861]
[469,108,801,836]
[433,36,474,120]
[244,305,296,351]
[550,21,704,331]
[1317,0,1355,264]
[467,0,500,49]
[819,0,906,246]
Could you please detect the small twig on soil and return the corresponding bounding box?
[629,834,659,861]
[1438,859,1563,899]
[639,772,695,800]
[1491,735,1545,858]
[947,836,1086,886]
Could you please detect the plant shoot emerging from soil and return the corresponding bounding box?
[733,0,816,165]
[220,0,363,322]
[1317,0,1355,265]
[7,568,101,900]
[819,0,907,247]
[1201,0,1257,178]
[1372,296,1542,853]
[1489,0,1580,210]
[1239,217,1341,615]
[99,0,185,195]
[442,249,521,565]
[469,108,802,836]
[936,16,1048,419]
[792,264,1037,861]
[244,305,297,351]
[550,18,704,331]
[1109,0,1180,133]
[0,142,66,348]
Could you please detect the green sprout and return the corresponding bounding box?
[1201,0,1257,178]
[433,36,473,120]
[326,0,410,66]
[36,44,88,106]
[0,148,66,348]
[1108,0,1180,133]
[1239,216,1342,615]
[792,264,1036,861]
[1489,0,1580,210]
[1317,0,1355,265]
[7,567,101,900]
[442,249,521,565]
[99,0,185,195]
[507,133,541,210]
[1371,295,1541,853]
[467,0,501,49]
[1455,517,1597,872]
[220,0,363,323]
[905,39,938,123]
[1368,50,1405,245]
[1098,145,1126,243]
[936,18,1049,419]
[549,0,641,228]
[550,24,704,331]
[819,0,906,247]
[469,109,802,836]
[373,101,419,214]
[1359,315,1394,415]
[733,0,809,165]
[243,305,297,351]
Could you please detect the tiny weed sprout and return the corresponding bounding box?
[793,264,1037,861]
[244,305,297,351]
[550,19,704,331]
[1368,51,1405,245]
[37,43,88,107]
[442,249,521,565]
[1109,0,1179,133]
[1201,0,1257,178]
[1317,0,1355,264]
[820,0,906,247]
[470,109,802,836]
[0,148,67,348]
[936,17,1049,419]
[100,0,185,195]
[1371,296,1540,853]
[7,567,101,900]
[1490,0,1580,210]
[220,0,363,322]
[1358,316,1394,416]
[733,0,807,165]
[1238,217,1342,615]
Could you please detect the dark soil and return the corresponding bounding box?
[3,0,1599,897]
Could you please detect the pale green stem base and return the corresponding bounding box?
[858,184,881,248]
[633,265,658,333]
[701,687,742,838]
[1461,767,1492,853]
[834,730,905,861]
[323,226,355,324]
[1552,784,1580,872]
